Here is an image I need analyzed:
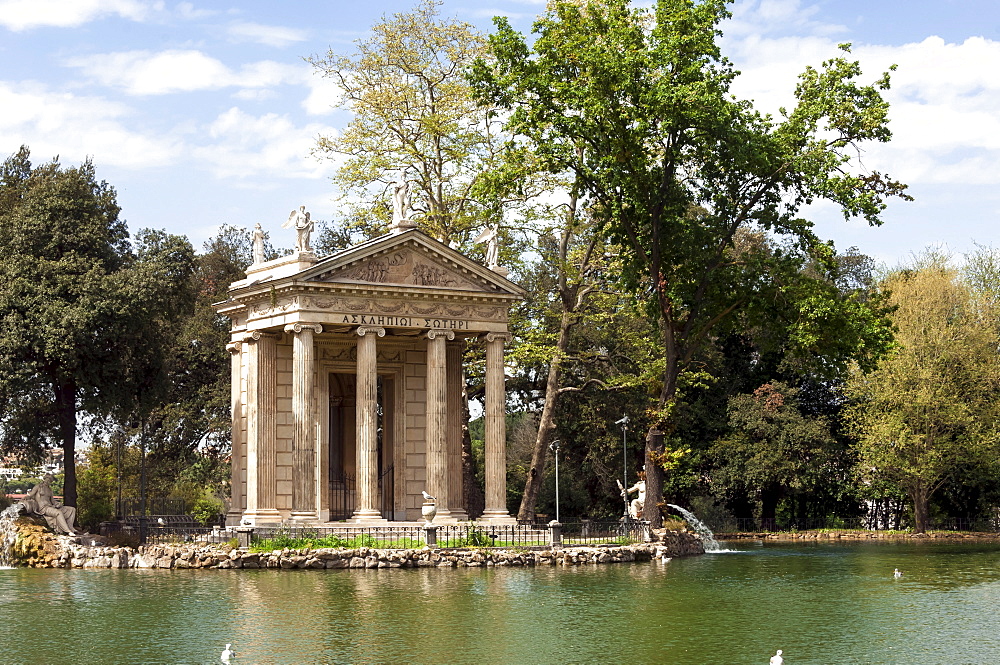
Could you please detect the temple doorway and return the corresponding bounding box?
[327,372,395,520]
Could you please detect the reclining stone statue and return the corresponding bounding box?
[20,473,78,535]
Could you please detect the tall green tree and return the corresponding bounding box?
[471,0,906,526]
[845,257,1000,533]
[709,382,839,524]
[0,147,194,506]
[308,0,503,249]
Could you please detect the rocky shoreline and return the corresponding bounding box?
[9,522,704,569]
[717,530,1000,541]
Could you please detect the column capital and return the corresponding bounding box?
[241,330,279,343]
[426,329,456,341]
[483,332,512,344]
[355,325,385,338]
[284,322,323,335]
[226,342,241,354]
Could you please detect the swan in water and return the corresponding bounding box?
[221,643,235,662]
[894,568,903,578]
[770,649,783,664]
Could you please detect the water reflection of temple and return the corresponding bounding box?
[216,226,523,526]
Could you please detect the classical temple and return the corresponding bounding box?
[216,216,523,526]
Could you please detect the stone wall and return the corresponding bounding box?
[11,529,704,570]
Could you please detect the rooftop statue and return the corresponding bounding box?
[252,222,265,264]
[282,205,313,253]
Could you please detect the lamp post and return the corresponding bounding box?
[549,440,561,523]
[615,416,629,517]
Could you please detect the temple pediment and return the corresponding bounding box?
[299,230,522,296]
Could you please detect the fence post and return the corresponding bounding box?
[423,525,438,548]
[548,520,562,549]
[236,526,254,549]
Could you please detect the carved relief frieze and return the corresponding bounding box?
[318,345,404,364]
[411,262,459,287]
[248,296,298,319]
[315,247,489,291]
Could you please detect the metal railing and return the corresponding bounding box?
[115,497,187,517]
[562,520,650,545]
[328,466,394,521]
[244,521,646,550]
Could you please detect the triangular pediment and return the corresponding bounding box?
[297,230,523,297]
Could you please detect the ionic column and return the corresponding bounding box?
[481,332,514,522]
[447,339,468,520]
[286,323,322,521]
[226,341,244,525]
[243,331,281,524]
[426,329,454,521]
[353,325,386,522]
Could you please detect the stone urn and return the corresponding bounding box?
[421,501,437,526]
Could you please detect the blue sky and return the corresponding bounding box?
[1,0,998,266]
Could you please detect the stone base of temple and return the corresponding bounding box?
[476,512,517,525]
[350,509,388,524]
[239,509,283,526]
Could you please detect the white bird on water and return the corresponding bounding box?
[770,649,783,665]
[221,643,235,663]
[894,568,903,578]
[421,490,436,501]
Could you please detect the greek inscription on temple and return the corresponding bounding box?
[340,314,469,330]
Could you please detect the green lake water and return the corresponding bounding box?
[3,540,1000,664]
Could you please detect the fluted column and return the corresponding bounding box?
[426,329,454,521]
[446,339,468,520]
[226,341,244,525]
[244,331,281,524]
[286,323,322,521]
[353,325,386,522]
[481,332,513,522]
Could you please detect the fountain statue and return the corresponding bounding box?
[618,472,646,519]
[20,473,79,535]
[668,504,723,552]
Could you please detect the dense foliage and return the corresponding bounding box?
[5,2,997,534]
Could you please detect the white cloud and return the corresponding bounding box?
[302,75,342,115]
[227,21,308,48]
[175,1,216,20]
[726,0,846,39]
[0,0,156,31]
[0,81,180,168]
[723,4,1000,187]
[65,49,306,95]
[192,106,337,180]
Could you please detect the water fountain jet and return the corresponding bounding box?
[0,503,25,568]
[667,504,725,552]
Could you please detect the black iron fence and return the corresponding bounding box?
[115,497,187,517]
[244,520,647,549]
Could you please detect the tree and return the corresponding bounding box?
[308,0,502,249]
[0,147,194,507]
[845,257,1000,533]
[471,0,906,526]
[709,382,839,525]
